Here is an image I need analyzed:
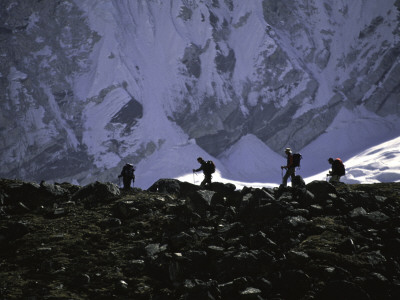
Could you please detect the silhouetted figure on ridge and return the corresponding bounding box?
[193,157,215,187]
[118,163,135,189]
[328,157,345,184]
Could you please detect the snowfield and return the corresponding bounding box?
[154,135,400,190]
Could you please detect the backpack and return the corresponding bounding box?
[123,165,135,178]
[292,153,302,168]
[205,160,216,174]
[335,158,346,176]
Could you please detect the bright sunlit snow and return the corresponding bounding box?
[171,135,400,190]
[306,136,400,184]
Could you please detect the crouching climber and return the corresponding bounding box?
[327,157,345,184]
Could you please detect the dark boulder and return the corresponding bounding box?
[2,178,400,299]
[72,181,120,204]
[0,221,29,242]
[316,280,371,300]
[210,182,236,194]
[292,175,306,188]
[147,178,182,195]
[186,190,215,217]
[306,180,337,201]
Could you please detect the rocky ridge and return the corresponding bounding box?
[1,0,399,184]
[1,178,400,299]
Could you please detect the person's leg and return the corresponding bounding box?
[282,168,295,187]
[205,174,212,186]
[282,170,290,187]
[329,175,340,184]
[290,168,296,186]
[123,178,130,189]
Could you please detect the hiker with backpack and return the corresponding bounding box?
[118,163,135,189]
[327,157,345,184]
[281,148,301,187]
[193,157,215,187]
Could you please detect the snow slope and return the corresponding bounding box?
[171,135,400,191]
[307,135,400,184]
[300,107,400,176]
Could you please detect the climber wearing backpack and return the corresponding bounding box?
[193,157,215,187]
[281,148,301,187]
[328,157,345,184]
[118,163,135,189]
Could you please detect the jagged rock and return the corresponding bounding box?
[0,179,61,209]
[363,211,390,225]
[336,238,357,254]
[210,182,237,195]
[112,200,140,219]
[239,287,262,299]
[145,243,167,257]
[277,191,294,203]
[316,280,371,300]
[1,178,400,299]
[292,175,306,188]
[39,181,69,199]
[46,207,68,218]
[249,231,272,249]
[309,204,324,216]
[0,221,29,242]
[148,178,182,195]
[183,279,220,300]
[127,259,145,275]
[250,202,284,222]
[186,190,215,216]
[170,232,194,250]
[281,269,311,299]
[287,250,310,265]
[285,216,309,228]
[350,207,368,218]
[207,245,225,258]
[306,180,337,201]
[185,250,208,271]
[296,189,316,207]
[72,181,120,204]
[73,273,90,286]
[99,217,122,230]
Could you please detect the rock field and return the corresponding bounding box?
[1,178,400,299]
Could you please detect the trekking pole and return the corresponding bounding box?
[193,171,196,184]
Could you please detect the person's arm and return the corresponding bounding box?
[118,166,126,178]
[282,156,291,169]
[284,155,293,168]
[193,164,203,172]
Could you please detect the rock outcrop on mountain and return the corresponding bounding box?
[1,178,400,299]
[1,0,399,185]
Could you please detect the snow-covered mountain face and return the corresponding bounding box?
[1,0,399,188]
